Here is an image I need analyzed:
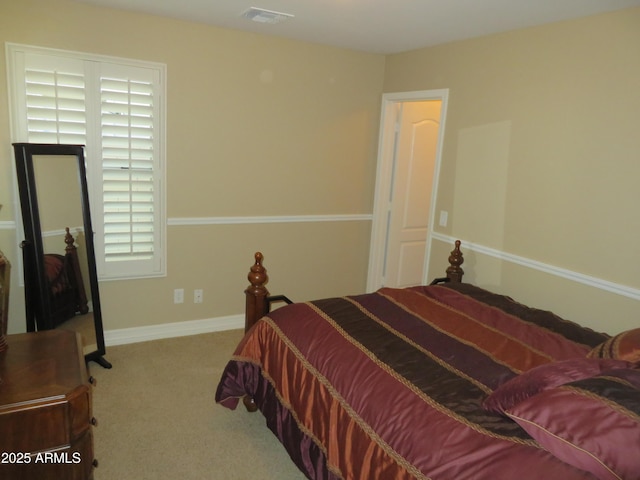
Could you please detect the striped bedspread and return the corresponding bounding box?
[216,283,609,479]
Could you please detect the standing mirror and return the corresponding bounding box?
[13,143,111,368]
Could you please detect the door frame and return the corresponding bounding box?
[367,89,449,292]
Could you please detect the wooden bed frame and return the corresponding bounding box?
[241,240,464,412]
[221,240,638,480]
[243,240,465,333]
[39,228,89,329]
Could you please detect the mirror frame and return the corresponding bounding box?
[13,143,111,368]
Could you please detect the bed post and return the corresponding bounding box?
[64,228,89,315]
[243,252,269,413]
[244,252,270,333]
[446,240,464,282]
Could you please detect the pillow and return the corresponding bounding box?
[588,327,640,362]
[505,369,640,480]
[483,358,632,413]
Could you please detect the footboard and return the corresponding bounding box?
[44,228,89,327]
[244,240,464,332]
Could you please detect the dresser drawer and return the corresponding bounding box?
[0,385,91,454]
[0,331,96,480]
[0,429,94,480]
[68,384,92,439]
[0,400,70,452]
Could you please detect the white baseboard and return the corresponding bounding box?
[104,314,244,346]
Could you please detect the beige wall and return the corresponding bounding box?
[2,1,638,339]
[0,0,385,333]
[389,8,640,334]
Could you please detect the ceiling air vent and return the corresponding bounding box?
[241,7,294,24]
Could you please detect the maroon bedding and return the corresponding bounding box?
[44,253,72,295]
[43,253,79,326]
[216,283,639,479]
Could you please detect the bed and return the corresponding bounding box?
[215,242,640,480]
[43,227,89,327]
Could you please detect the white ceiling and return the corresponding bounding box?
[75,0,640,54]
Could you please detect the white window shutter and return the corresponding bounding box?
[92,62,164,278]
[8,44,166,280]
[99,72,158,267]
[23,55,87,144]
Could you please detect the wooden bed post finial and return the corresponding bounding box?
[64,227,74,252]
[446,240,464,283]
[248,252,267,288]
[244,252,270,333]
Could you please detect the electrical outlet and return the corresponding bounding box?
[194,289,203,304]
[439,210,448,227]
[174,288,184,304]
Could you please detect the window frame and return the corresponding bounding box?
[6,43,167,280]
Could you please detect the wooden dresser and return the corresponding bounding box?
[0,329,97,480]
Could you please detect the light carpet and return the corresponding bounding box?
[90,329,306,479]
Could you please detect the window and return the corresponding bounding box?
[7,44,166,279]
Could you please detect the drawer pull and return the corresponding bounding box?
[89,376,97,386]
[92,459,99,468]
[91,417,98,426]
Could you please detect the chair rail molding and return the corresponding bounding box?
[168,214,372,226]
[0,221,16,230]
[431,232,640,302]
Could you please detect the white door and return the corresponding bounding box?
[367,90,448,291]
[384,101,441,287]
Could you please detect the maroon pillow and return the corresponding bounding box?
[483,358,632,413]
[505,369,640,480]
[588,327,640,362]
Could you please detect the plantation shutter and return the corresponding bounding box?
[93,62,163,278]
[8,45,166,280]
[23,55,87,144]
[99,67,158,268]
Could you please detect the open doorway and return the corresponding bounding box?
[367,89,449,291]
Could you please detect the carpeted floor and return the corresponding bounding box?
[90,329,306,479]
